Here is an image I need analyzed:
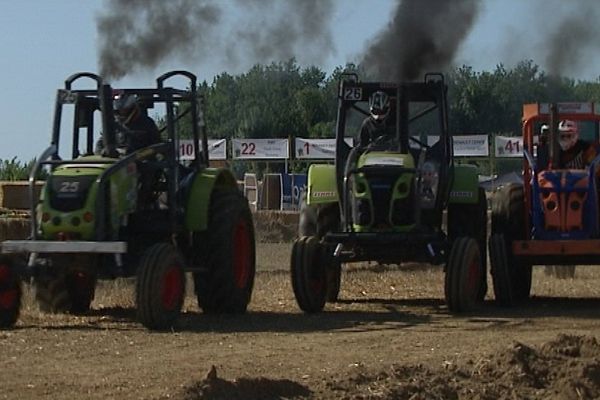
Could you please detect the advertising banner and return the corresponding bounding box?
[232,138,289,159]
[179,139,227,160]
[281,173,307,209]
[452,135,489,157]
[295,138,354,159]
[495,136,524,158]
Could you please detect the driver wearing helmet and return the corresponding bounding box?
[113,92,161,152]
[557,120,600,169]
[357,90,395,148]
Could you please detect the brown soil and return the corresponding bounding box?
[2,252,600,399]
[1,219,600,399]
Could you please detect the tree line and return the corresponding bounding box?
[3,59,600,180]
[198,58,600,141]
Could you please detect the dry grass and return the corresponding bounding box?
[14,242,600,323]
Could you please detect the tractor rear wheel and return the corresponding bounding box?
[490,183,531,304]
[445,237,483,312]
[491,183,524,236]
[136,243,186,330]
[0,257,21,328]
[291,236,327,313]
[489,233,515,306]
[194,189,256,314]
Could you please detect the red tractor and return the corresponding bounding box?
[490,102,600,305]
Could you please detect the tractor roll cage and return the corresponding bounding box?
[521,102,600,238]
[29,70,205,241]
[333,74,452,229]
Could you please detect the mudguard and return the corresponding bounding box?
[449,164,480,205]
[306,164,338,206]
[184,167,238,231]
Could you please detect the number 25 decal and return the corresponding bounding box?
[59,182,80,193]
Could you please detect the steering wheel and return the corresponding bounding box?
[409,136,431,150]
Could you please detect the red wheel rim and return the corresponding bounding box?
[0,265,17,310]
[233,219,251,289]
[161,265,183,310]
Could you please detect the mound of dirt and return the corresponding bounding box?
[175,335,600,399]
[179,366,311,400]
[319,334,600,400]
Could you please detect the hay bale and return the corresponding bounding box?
[0,181,43,210]
[0,218,30,241]
[253,210,298,243]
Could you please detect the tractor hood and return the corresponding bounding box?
[358,152,415,169]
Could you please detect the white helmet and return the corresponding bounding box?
[558,120,579,151]
[369,91,390,121]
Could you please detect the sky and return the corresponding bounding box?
[1,0,599,162]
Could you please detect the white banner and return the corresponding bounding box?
[539,102,593,114]
[452,135,489,157]
[495,136,524,158]
[294,138,354,159]
[232,138,289,159]
[179,139,227,161]
[425,135,489,156]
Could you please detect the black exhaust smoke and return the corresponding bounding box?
[361,0,480,81]
[97,0,335,80]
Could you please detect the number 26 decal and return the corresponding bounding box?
[343,87,362,101]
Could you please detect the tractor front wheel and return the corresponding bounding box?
[291,236,327,313]
[136,243,186,330]
[0,258,21,328]
[445,237,484,312]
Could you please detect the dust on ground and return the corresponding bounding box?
[2,215,600,399]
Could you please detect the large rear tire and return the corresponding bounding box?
[445,237,483,312]
[136,243,186,330]
[194,189,256,314]
[0,257,21,328]
[489,233,515,306]
[291,236,327,313]
[491,183,524,236]
[490,183,531,304]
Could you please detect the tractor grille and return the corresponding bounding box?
[48,175,96,212]
[368,177,395,226]
[392,184,415,226]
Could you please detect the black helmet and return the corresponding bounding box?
[369,91,390,121]
[113,91,139,124]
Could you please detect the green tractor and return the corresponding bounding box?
[292,73,487,313]
[0,71,255,330]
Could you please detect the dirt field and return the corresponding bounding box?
[2,233,600,398]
